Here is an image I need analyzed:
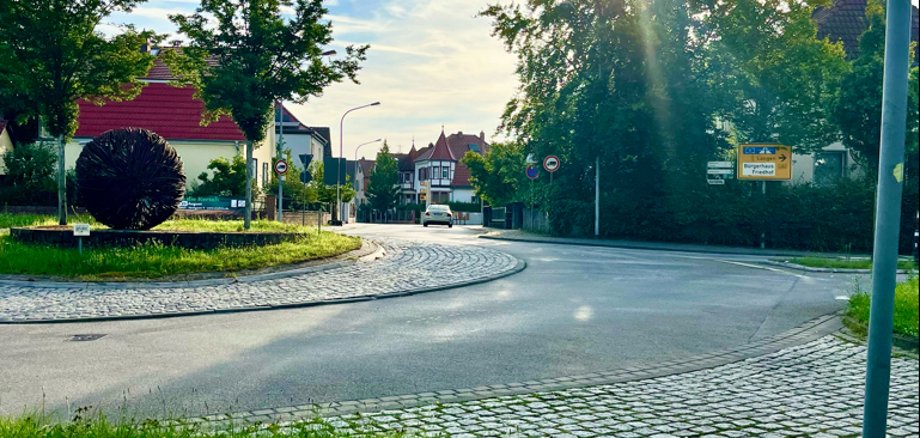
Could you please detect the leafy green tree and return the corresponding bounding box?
[191,155,255,197]
[308,161,354,218]
[167,0,367,229]
[695,0,849,152]
[366,141,400,220]
[482,0,724,235]
[462,142,525,207]
[0,0,158,224]
[832,0,919,173]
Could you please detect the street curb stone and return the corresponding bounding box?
[226,312,844,424]
[0,241,526,324]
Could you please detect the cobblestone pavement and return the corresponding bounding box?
[286,336,917,437]
[0,241,523,322]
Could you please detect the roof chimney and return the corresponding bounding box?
[480,131,485,142]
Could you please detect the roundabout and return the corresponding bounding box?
[0,240,525,323]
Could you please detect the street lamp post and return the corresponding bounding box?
[337,102,380,224]
[354,138,382,222]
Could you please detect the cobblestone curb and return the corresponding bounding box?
[0,241,525,323]
[225,313,846,424]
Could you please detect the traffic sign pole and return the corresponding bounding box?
[595,156,600,237]
[863,1,911,436]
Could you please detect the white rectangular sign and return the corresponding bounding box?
[742,162,776,177]
[707,169,734,175]
[73,223,91,237]
[707,179,726,185]
[707,161,734,169]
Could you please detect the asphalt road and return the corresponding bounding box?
[0,224,864,419]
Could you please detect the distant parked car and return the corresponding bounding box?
[422,204,453,228]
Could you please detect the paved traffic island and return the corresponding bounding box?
[0,241,524,323]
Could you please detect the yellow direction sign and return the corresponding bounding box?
[737,144,792,181]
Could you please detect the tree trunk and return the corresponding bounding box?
[244,140,253,230]
[57,135,67,225]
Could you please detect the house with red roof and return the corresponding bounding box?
[413,129,488,205]
[65,51,288,192]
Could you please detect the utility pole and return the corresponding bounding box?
[862,1,911,436]
[595,155,600,237]
[276,102,285,222]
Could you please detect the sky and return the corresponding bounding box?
[104,0,519,160]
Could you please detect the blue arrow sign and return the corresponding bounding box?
[526,165,539,180]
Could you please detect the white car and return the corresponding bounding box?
[422,204,453,228]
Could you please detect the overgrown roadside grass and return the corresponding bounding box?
[0,412,408,437]
[846,277,919,338]
[0,215,360,281]
[787,256,916,271]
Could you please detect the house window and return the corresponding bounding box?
[814,151,845,185]
[432,166,439,179]
[441,166,450,179]
[251,158,259,183]
[420,168,427,181]
[262,162,269,186]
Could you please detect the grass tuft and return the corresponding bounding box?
[788,256,915,271]
[846,277,919,338]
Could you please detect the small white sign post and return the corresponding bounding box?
[73,223,90,255]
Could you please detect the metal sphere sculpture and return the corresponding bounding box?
[76,128,186,230]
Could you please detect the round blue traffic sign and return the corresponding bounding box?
[526,164,539,180]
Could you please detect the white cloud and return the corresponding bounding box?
[289,0,519,158]
[103,0,520,159]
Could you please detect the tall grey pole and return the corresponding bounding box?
[277,102,285,222]
[594,156,600,237]
[244,140,253,230]
[57,135,67,225]
[338,102,380,223]
[862,1,911,436]
[760,181,766,249]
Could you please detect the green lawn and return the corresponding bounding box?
[788,256,916,271]
[0,413,406,437]
[846,277,919,338]
[0,215,360,281]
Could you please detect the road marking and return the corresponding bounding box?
[719,260,810,279]
[835,295,850,301]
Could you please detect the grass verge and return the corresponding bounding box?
[0,215,360,281]
[787,256,915,271]
[845,277,919,338]
[0,412,408,437]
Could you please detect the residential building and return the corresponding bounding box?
[274,105,332,176]
[350,129,489,211]
[67,51,276,192]
[789,0,920,184]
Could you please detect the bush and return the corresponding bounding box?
[543,174,916,254]
[0,142,61,206]
[447,201,481,213]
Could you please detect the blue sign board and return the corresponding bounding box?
[526,165,539,180]
[743,146,776,155]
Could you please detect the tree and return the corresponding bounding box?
[192,155,254,197]
[167,0,367,229]
[366,141,400,220]
[308,161,354,218]
[695,0,849,152]
[0,0,157,224]
[482,0,725,235]
[462,142,526,207]
[832,0,919,173]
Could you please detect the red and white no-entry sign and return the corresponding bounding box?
[543,155,560,173]
[274,159,288,175]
